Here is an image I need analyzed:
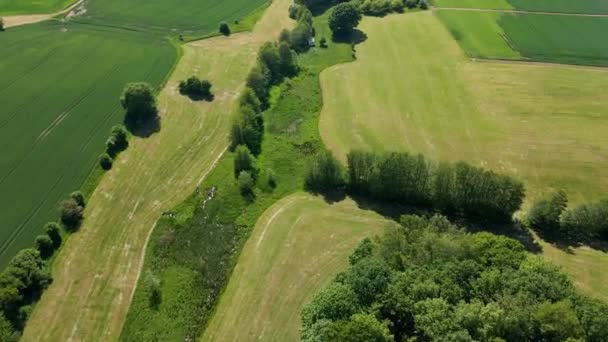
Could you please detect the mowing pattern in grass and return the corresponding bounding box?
[0,21,176,269]
[319,11,608,300]
[21,0,295,340]
[202,193,396,342]
[434,0,608,14]
[438,11,608,66]
[0,0,73,15]
[78,0,268,35]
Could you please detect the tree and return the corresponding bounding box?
[219,21,230,35]
[179,76,213,99]
[99,153,113,170]
[419,0,428,10]
[246,65,271,107]
[319,37,328,48]
[301,282,360,330]
[266,169,277,188]
[560,199,608,239]
[239,87,262,114]
[70,191,86,208]
[0,313,13,342]
[304,151,346,192]
[329,3,361,37]
[108,124,129,153]
[288,3,302,19]
[238,171,254,195]
[0,17,4,32]
[528,190,568,233]
[278,42,298,77]
[120,82,157,126]
[35,235,54,259]
[259,42,282,83]
[44,222,62,249]
[345,257,392,306]
[534,300,583,341]
[290,21,313,52]
[234,145,256,177]
[349,238,374,265]
[334,313,394,342]
[60,198,84,230]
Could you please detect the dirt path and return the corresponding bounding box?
[434,6,608,17]
[2,0,83,28]
[21,0,293,341]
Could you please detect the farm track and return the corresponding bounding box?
[21,0,293,340]
[2,0,83,28]
[434,6,608,17]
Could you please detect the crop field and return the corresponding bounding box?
[78,0,269,36]
[21,0,294,340]
[201,193,396,342]
[434,0,608,14]
[437,11,608,66]
[0,21,176,269]
[319,11,608,299]
[0,0,73,15]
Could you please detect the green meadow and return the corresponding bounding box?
[434,0,608,14]
[0,21,176,268]
[0,0,73,15]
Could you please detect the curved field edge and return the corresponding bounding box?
[432,0,608,14]
[201,193,397,341]
[121,9,357,341]
[318,12,608,301]
[20,0,294,340]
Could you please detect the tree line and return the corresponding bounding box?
[305,150,525,222]
[301,214,608,341]
[529,190,608,242]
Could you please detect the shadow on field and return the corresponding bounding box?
[125,115,161,138]
[332,29,368,46]
[532,228,608,253]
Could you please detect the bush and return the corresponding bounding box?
[0,17,4,32]
[178,76,213,100]
[419,0,428,10]
[288,3,302,19]
[219,21,230,35]
[319,37,327,48]
[266,169,277,188]
[120,82,157,126]
[560,199,608,239]
[304,151,346,192]
[234,145,256,177]
[329,3,361,37]
[60,198,84,230]
[528,190,568,232]
[146,273,161,309]
[70,191,86,208]
[238,171,254,195]
[35,235,54,258]
[99,153,113,170]
[44,222,62,248]
[107,124,129,154]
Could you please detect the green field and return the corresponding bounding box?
[201,193,396,341]
[77,0,268,35]
[319,11,608,299]
[0,21,176,269]
[437,11,608,66]
[434,0,608,13]
[0,0,73,15]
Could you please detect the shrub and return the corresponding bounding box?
[304,151,346,192]
[528,190,568,232]
[146,273,161,309]
[70,191,86,208]
[109,124,129,153]
[99,153,113,170]
[0,17,4,31]
[266,169,277,188]
[219,21,230,35]
[560,199,608,239]
[35,235,54,258]
[238,171,254,195]
[319,37,327,48]
[44,222,62,248]
[120,82,157,126]
[329,3,361,37]
[60,198,84,230]
[178,76,213,99]
[0,313,13,342]
[288,3,301,19]
[420,0,428,9]
[234,145,256,177]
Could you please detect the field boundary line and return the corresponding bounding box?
[470,57,608,71]
[433,7,608,17]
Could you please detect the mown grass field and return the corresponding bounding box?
[201,193,396,342]
[79,0,268,36]
[21,0,295,340]
[319,11,608,301]
[434,0,608,14]
[438,11,608,66]
[0,0,73,15]
[0,21,176,269]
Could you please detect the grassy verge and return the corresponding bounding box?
[121,11,355,341]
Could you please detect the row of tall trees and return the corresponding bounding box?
[301,215,608,341]
[529,190,608,241]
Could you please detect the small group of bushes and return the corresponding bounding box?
[178,76,213,100]
[286,3,316,51]
[305,150,524,222]
[301,214,608,341]
[529,190,608,242]
[120,82,158,128]
[219,21,230,36]
[99,125,129,170]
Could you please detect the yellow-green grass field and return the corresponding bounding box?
[201,193,397,342]
[319,11,608,302]
[320,12,608,206]
[21,0,294,340]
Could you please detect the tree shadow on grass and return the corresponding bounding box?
[125,115,161,138]
[181,92,215,102]
[532,228,608,253]
[332,29,368,46]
